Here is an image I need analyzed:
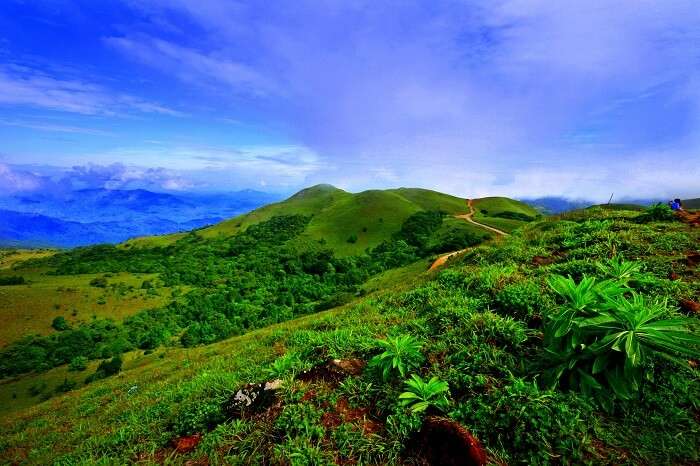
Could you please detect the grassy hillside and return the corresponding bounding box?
[472,196,540,232]
[1,206,698,464]
[0,270,176,347]
[0,188,497,412]
[684,198,700,209]
[0,249,181,347]
[128,185,474,256]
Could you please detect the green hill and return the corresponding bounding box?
[132,185,477,256]
[472,196,541,232]
[1,205,698,464]
[683,198,700,209]
[128,185,540,255]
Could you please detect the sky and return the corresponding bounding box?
[0,0,699,201]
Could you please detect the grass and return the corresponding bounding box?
[0,249,55,269]
[302,190,421,256]
[0,269,178,347]
[120,232,187,250]
[1,207,698,464]
[360,260,430,294]
[123,186,474,255]
[472,196,540,232]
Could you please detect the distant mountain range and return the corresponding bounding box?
[0,188,281,248]
[2,189,695,248]
[520,196,672,214]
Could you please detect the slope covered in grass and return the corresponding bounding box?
[128,185,473,256]
[1,207,698,465]
[0,192,494,402]
[472,196,540,232]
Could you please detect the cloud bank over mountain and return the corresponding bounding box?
[0,1,698,200]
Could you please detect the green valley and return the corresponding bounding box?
[0,189,698,465]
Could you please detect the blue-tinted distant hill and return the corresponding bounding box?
[0,209,223,248]
[0,188,281,247]
[521,196,666,214]
[0,188,280,223]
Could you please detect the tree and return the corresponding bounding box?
[52,316,70,331]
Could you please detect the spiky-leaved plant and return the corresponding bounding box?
[545,273,700,402]
[369,335,424,381]
[399,374,450,413]
[596,256,643,283]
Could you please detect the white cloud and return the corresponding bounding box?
[105,36,278,96]
[110,0,700,198]
[0,64,182,116]
[0,163,48,194]
[0,118,113,136]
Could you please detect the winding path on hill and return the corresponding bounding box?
[429,199,509,271]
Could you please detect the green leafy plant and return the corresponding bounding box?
[596,256,642,283]
[545,274,700,402]
[635,203,675,223]
[399,374,449,413]
[266,352,307,379]
[369,335,424,380]
[546,275,627,343]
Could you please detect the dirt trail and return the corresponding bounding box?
[429,199,508,271]
[676,210,700,227]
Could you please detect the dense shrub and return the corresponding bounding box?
[68,356,88,372]
[635,203,675,223]
[85,356,122,384]
[452,378,594,464]
[0,275,25,285]
[89,277,108,288]
[493,210,537,222]
[495,281,545,321]
[51,316,70,331]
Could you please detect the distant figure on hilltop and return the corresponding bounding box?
[669,198,683,211]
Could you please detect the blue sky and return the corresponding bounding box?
[0,0,699,200]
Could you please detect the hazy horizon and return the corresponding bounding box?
[1,1,700,201]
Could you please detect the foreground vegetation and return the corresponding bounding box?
[0,201,698,464]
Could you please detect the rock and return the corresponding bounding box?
[223,379,282,419]
[330,358,366,376]
[409,417,487,466]
[264,379,283,391]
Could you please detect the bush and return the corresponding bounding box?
[493,211,537,222]
[68,356,88,372]
[85,356,122,384]
[89,277,108,288]
[399,374,450,413]
[544,274,700,403]
[346,234,358,244]
[0,275,25,286]
[452,378,593,464]
[55,377,77,393]
[635,203,675,223]
[368,334,424,380]
[173,397,225,435]
[51,316,70,331]
[495,281,544,321]
[28,381,47,397]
